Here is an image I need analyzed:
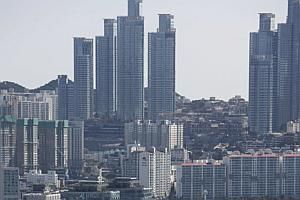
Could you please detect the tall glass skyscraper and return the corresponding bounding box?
[57,75,68,120]
[276,0,300,130]
[249,13,277,134]
[148,14,176,121]
[73,38,94,120]
[57,75,76,120]
[117,0,144,121]
[249,0,300,133]
[96,19,117,119]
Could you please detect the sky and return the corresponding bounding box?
[0,0,287,100]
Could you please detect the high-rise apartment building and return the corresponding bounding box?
[0,90,58,121]
[139,148,171,198]
[68,120,84,178]
[0,90,19,117]
[148,14,176,121]
[0,115,16,167]
[248,1,300,132]
[38,120,69,173]
[57,75,76,120]
[176,161,227,200]
[122,144,171,198]
[117,0,144,121]
[0,165,19,200]
[224,153,281,199]
[96,19,117,119]
[67,81,76,120]
[176,151,300,200]
[74,37,94,120]
[249,13,277,134]
[18,91,58,121]
[276,0,300,130]
[281,154,300,196]
[16,119,39,175]
[57,75,68,120]
[125,120,183,150]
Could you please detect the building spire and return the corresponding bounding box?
[128,0,143,17]
[158,14,175,32]
[259,13,275,32]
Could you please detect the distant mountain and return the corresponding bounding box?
[0,79,58,93]
[29,79,58,93]
[0,81,28,93]
[1,80,186,101]
[0,78,76,94]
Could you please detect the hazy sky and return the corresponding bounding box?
[0,0,287,100]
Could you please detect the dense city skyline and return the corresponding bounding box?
[0,0,286,100]
[2,1,300,199]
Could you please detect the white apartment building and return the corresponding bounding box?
[125,120,183,150]
[122,145,171,198]
[0,90,58,120]
[139,148,171,198]
[287,120,300,133]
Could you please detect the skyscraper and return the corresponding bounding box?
[38,120,69,173]
[0,115,16,167]
[16,119,39,175]
[57,75,76,120]
[68,120,84,178]
[148,14,176,121]
[249,13,277,134]
[57,75,68,120]
[276,0,300,130]
[117,0,144,121]
[74,38,94,120]
[67,81,76,120]
[96,19,117,119]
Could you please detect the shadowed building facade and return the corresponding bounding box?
[148,14,176,121]
[74,38,94,120]
[276,0,300,130]
[117,0,144,121]
[249,13,277,134]
[96,19,117,119]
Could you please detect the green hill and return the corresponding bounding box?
[0,81,28,93]
[29,79,58,93]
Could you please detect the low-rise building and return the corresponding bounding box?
[26,170,60,189]
[62,191,119,200]
[0,165,20,200]
[23,191,61,200]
